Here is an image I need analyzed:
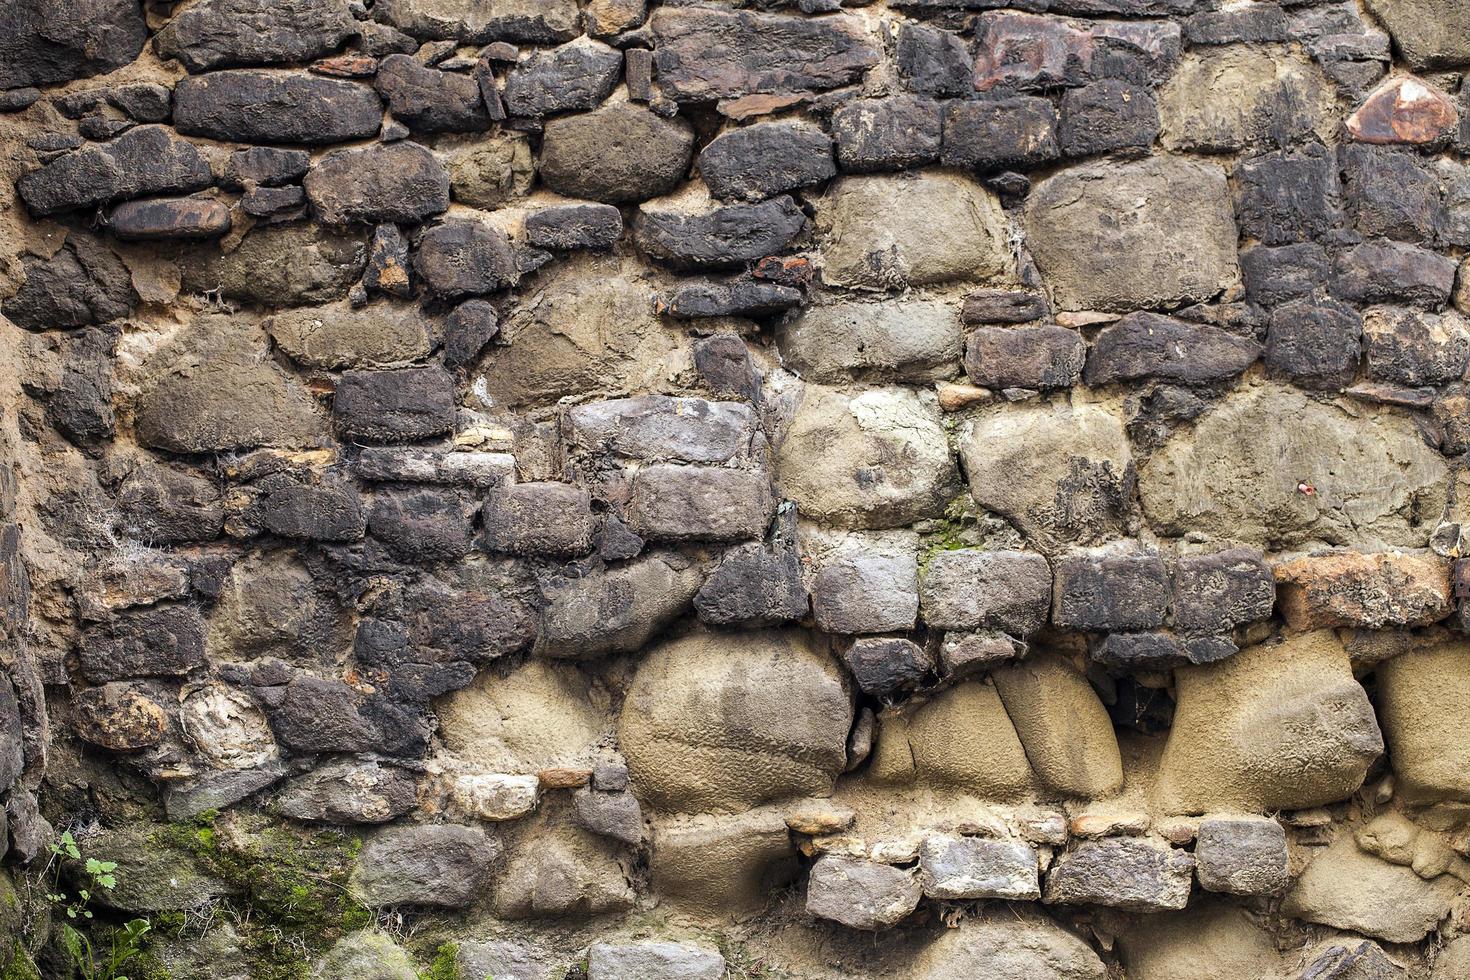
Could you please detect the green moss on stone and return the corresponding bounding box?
[420,942,460,980]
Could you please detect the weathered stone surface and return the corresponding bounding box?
[1059,80,1160,156]
[1264,299,1364,390]
[942,97,1058,172]
[314,932,417,980]
[993,653,1123,798]
[440,132,533,210]
[650,808,797,914]
[536,552,702,660]
[810,535,919,635]
[700,121,834,201]
[1333,241,1459,308]
[3,234,136,330]
[870,681,1033,797]
[635,195,805,270]
[897,21,969,98]
[806,855,921,931]
[525,204,622,252]
[695,529,807,627]
[1343,145,1444,242]
[373,0,579,43]
[911,907,1106,980]
[588,942,725,980]
[174,70,381,144]
[154,0,354,73]
[456,940,556,980]
[304,142,448,226]
[1053,548,1169,632]
[0,0,146,90]
[1194,816,1288,896]
[333,365,455,443]
[1349,75,1459,145]
[816,173,1010,290]
[414,220,518,298]
[1362,0,1470,69]
[1377,640,1470,803]
[222,146,309,188]
[843,637,930,698]
[781,299,963,383]
[1086,313,1260,385]
[573,787,644,846]
[350,824,498,907]
[1116,900,1284,980]
[565,395,758,465]
[628,464,774,542]
[482,482,594,557]
[1173,548,1275,634]
[273,759,416,824]
[367,486,473,561]
[1159,45,1332,153]
[135,316,324,452]
[831,97,943,173]
[17,125,213,217]
[1139,384,1447,549]
[1156,630,1383,813]
[918,835,1039,901]
[540,102,695,203]
[650,7,878,103]
[108,196,230,241]
[972,12,1181,93]
[186,224,367,307]
[72,683,169,751]
[778,385,956,529]
[619,630,851,812]
[266,302,432,370]
[117,462,224,544]
[82,825,230,912]
[1027,156,1239,312]
[1363,307,1470,387]
[1285,833,1459,943]
[78,605,205,682]
[960,401,1134,553]
[1276,551,1452,630]
[375,54,488,133]
[1234,142,1337,245]
[504,37,622,117]
[494,819,634,918]
[258,480,364,542]
[919,550,1050,635]
[668,279,800,319]
[965,325,1085,392]
[1044,838,1195,913]
[1242,244,1330,308]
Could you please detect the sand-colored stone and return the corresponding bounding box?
[1378,640,1470,804]
[264,301,433,370]
[870,681,1035,799]
[1117,900,1286,980]
[815,173,1012,291]
[649,808,798,914]
[959,400,1134,553]
[619,630,852,813]
[909,905,1106,980]
[1158,45,1335,153]
[1284,832,1459,943]
[1140,384,1449,550]
[1155,630,1383,814]
[776,384,958,530]
[437,659,610,774]
[1363,0,1470,69]
[992,653,1123,800]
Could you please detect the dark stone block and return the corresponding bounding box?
[0,0,146,90]
[1240,243,1330,307]
[367,487,474,561]
[174,70,382,144]
[116,463,224,544]
[1364,307,1470,387]
[1341,144,1445,243]
[334,365,456,443]
[442,299,500,369]
[844,637,932,698]
[222,146,310,189]
[965,325,1085,391]
[540,102,695,204]
[1173,548,1275,634]
[1084,313,1261,386]
[666,279,802,319]
[153,0,355,73]
[699,121,835,201]
[3,233,136,330]
[1265,298,1364,391]
[78,605,207,682]
[1053,549,1170,632]
[897,22,970,98]
[1234,143,1337,246]
[942,98,1060,172]
[1332,241,1458,308]
[304,141,449,226]
[481,482,596,557]
[1058,80,1159,157]
[502,38,622,117]
[17,125,213,216]
[634,196,805,270]
[961,289,1049,325]
[375,54,489,133]
[414,219,519,298]
[47,326,116,445]
[108,196,231,240]
[258,481,366,542]
[832,97,942,173]
[524,204,623,251]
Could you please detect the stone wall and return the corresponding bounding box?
[2,0,1470,976]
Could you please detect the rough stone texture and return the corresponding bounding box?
[1156,631,1384,813]
[588,942,725,980]
[816,173,1011,291]
[780,299,963,383]
[1139,384,1448,549]
[993,653,1124,799]
[350,824,498,908]
[1158,45,1333,153]
[911,908,1107,980]
[541,102,695,203]
[1084,313,1261,385]
[1275,552,1453,630]
[699,121,834,201]
[870,681,1033,798]
[174,71,382,144]
[917,835,1040,901]
[153,0,355,72]
[806,855,921,931]
[1377,640,1470,803]
[1026,156,1239,312]
[919,549,1050,635]
[1285,833,1460,943]
[1044,837,1195,913]
[304,142,449,226]
[1194,816,1289,896]
[1,0,146,90]
[619,631,851,813]
[18,125,213,216]
[1362,0,1470,69]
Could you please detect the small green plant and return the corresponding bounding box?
[45,831,151,980]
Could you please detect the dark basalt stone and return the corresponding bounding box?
[0,0,146,90]
[304,141,450,226]
[375,54,491,134]
[174,70,383,145]
[634,196,806,270]
[17,125,213,217]
[153,0,356,73]
[108,196,232,241]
